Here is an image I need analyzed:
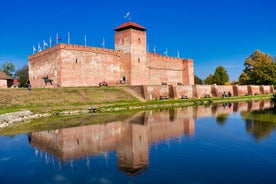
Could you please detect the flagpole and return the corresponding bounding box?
[50,36,52,47]
[56,33,58,44]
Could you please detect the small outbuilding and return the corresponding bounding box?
[0,70,13,88]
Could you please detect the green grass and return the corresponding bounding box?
[0,86,138,114]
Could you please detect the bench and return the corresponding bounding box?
[181,95,188,99]
[88,107,96,113]
[99,81,108,86]
[160,96,169,100]
[204,94,211,98]
[161,82,167,85]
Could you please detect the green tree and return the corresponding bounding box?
[204,74,214,84]
[213,66,229,85]
[238,50,276,85]
[0,62,15,77]
[15,65,28,87]
[194,75,203,84]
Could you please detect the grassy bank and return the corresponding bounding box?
[0,86,273,114]
[0,86,274,136]
[0,86,138,114]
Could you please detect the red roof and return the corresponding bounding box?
[0,70,12,79]
[114,22,146,31]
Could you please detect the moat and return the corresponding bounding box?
[1,101,276,184]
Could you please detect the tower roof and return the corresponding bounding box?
[114,22,146,31]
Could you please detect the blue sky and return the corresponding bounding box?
[0,0,275,81]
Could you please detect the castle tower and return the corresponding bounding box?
[114,22,149,85]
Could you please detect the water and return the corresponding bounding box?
[1,101,276,184]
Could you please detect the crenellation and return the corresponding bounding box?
[29,21,194,87]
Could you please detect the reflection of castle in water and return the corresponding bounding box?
[28,100,273,175]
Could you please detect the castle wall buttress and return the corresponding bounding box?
[182,59,194,85]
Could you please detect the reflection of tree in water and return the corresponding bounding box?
[213,103,232,126]
[216,114,229,126]
[241,108,276,140]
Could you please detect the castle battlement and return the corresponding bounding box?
[29,43,121,61]
[28,44,61,60]
[60,43,120,56]
[28,21,194,87]
[147,52,186,62]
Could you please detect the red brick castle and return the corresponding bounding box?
[28,22,194,88]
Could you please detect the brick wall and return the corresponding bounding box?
[193,85,213,98]
[234,85,248,96]
[60,47,122,87]
[0,80,7,88]
[174,85,193,98]
[144,84,274,100]
[147,53,194,85]
[29,44,124,87]
[28,45,62,88]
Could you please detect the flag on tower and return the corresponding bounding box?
[153,45,156,53]
[177,50,180,58]
[68,32,70,44]
[124,11,131,21]
[43,40,48,50]
[33,45,36,54]
[38,42,42,52]
[164,48,168,56]
[101,37,105,48]
[56,33,61,44]
[49,36,53,47]
[84,34,87,46]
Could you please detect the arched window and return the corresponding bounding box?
[122,38,124,45]
[138,58,140,63]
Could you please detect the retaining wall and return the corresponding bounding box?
[143,84,274,99]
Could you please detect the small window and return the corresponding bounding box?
[122,38,124,45]
[75,59,77,63]
[138,58,140,63]
[138,38,141,44]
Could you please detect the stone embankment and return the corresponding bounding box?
[0,111,51,128]
[0,109,97,128]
